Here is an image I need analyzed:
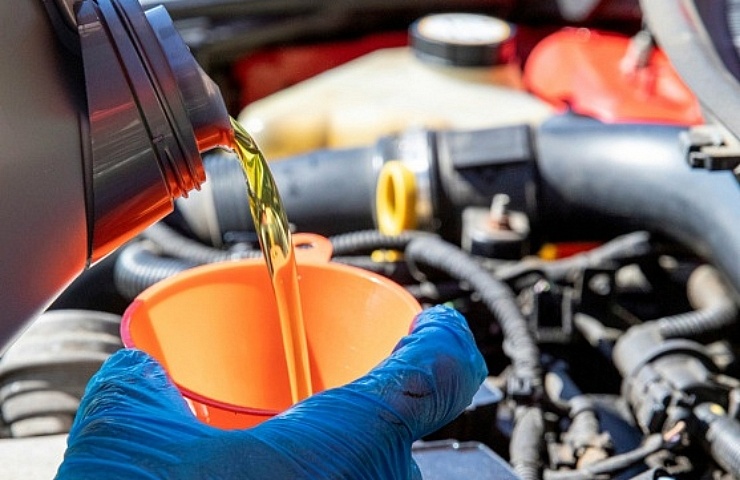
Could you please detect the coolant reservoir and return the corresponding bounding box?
[238,13,554,160]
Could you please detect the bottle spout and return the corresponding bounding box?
[76,0,230,261]
[144,6,233,152]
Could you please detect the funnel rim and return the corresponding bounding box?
[119,257,422,422]
[178,383,281,419]
[121,258,421,317]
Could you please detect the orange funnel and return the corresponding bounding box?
[121,234,421,429]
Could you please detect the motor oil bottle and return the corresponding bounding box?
[0,0,230,350]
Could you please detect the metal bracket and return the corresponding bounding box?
[681,126,740,171]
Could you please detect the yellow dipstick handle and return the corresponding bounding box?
[376,161,418,235]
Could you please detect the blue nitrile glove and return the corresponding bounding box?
[55,305,487,479]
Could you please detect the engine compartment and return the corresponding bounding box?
[3,1,740,479]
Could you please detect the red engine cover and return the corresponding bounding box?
[523,28,703,125]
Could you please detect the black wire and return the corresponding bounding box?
[495,231,654,284]
[329,230,427,256]
[113,241,198,300]
[142,222,260,264]
[404,235,542,394]
[543,434,665,480]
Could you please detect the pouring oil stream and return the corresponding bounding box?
[229,117,313,403]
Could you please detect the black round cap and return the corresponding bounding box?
[410,13,516,67]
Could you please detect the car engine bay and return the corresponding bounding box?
[2,1,740,479]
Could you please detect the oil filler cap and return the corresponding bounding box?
[410,13,516,67]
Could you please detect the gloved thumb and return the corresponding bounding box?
[230,305,488,478]
[347,303,488,437]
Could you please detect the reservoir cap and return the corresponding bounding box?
[410,13,516,67]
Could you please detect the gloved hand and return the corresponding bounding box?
[55,305,487,479]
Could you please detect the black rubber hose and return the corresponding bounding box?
[541,231,653,282]
[329,230,427,256]
[329,256,414,284]
[405,235,541,395]
[113,242,198,300]
[178,145,379,242]
[694,403,740,478]
[624,265,740,340]
[656,303,737,340]
[535,115,740,301]
[268,146,380,236]
[657,265,738,339]
[141,222,260,264]
[495,231,653,284]
[565,398,605,460]
[611,267,737,442]
[201,149,252,246]
[545,365,604,457]
[509,406,545,480]
[544,359,616,472]
[543,434,665,480]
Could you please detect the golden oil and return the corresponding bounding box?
[229,117,312,403]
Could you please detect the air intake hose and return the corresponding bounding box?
[535,115,740,299]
